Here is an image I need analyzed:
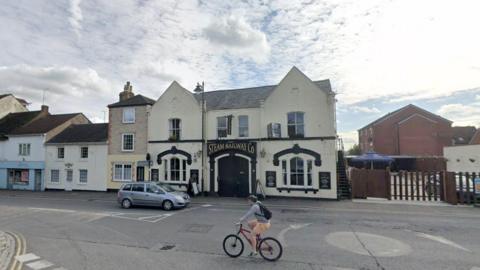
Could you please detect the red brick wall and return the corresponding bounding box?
[359,105,453,156]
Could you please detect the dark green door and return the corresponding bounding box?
[218,156,249,197]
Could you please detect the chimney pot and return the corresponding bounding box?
[119,81,135,101]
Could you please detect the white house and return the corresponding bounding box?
[147,67,338,199]
[0,106,89,190]
[0,94,28,120]
[45,123,108,191]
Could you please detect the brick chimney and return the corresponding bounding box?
[41,105,49,114]
[119,81,135,101]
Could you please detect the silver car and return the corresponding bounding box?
[117,182,190,210]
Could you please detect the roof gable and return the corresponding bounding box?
[46,123,108,144]
[359,104,452,130]
[0,111,43,137]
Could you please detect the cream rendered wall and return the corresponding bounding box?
[107,154,146,189]
[206,108,261,140]
[444,145,480,173]
[0,96,27,119]
[262,67,336,138]
[149,81,201,141]
[45,144,108,191]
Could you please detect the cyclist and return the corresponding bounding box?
[238,195,271,256]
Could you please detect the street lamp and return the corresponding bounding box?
[194,82,206,195]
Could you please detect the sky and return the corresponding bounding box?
[1,0,480,149]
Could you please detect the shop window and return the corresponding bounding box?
[9,169,29,185]
[280,157,314,188]
[290,157,304,186]
[170,158,180,181]
[238,115,249,137]
[287,112,305,138]
[169,118,181,141]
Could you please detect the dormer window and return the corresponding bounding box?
[122,107,135,123]
[287,112,305,138]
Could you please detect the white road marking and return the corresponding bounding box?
[138,214,173,223]
[26,259,54,270]
[277,223,311,247]
[415,232,471,252]
[29,207,76,213]
[202,204,213,207]
[471,267,480,270]
[52,268,69,270]
[15,253,40,263]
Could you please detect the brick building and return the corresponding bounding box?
[358,104,474,157]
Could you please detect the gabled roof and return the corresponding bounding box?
[47,123,108,144]
[359,104,453,131]
[469,129,480,145]
[0,111,43,138]
[0,94,29,106]
[108,95,155,108]
[452,126,476,145]
[9,113,85,135]
[193,80,332,110]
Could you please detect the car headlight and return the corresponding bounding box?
[175,195,184,202]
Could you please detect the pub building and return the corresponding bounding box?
[147,67,338,199]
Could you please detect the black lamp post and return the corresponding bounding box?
[194,82,205,195]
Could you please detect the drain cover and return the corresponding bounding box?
[160,245,175,250]
[181,224,213,233]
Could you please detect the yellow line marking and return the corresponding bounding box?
[7,232,20,270]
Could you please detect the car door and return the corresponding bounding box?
[130,183,146,205]
[144,184,164,207]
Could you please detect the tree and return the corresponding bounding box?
[347,144,361,155]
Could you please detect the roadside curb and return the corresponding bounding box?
[0,231,26,270]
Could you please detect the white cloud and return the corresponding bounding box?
[204,16,270,63]
[437,103,480,127]
[351,106,381,114]
[0,65,113,122]
[69,0,83,37]
[338,130,358,150]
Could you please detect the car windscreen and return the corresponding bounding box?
[158,184,176,192]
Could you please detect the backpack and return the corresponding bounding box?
[257,202,272,220]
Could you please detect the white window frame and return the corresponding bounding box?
[287,111,305,138]
[57,147,65,159]
[122,133,135,152]
[238,115,249,137]
[217,116,228,138]
[122,107,135,123]
[161,156,187,183]
[18,143,31,156]
[113,163,133,182]
[169,118,181,140]
[80,146,88,159]
[50,169,60,183]
[281,156,314,188]
[79,169,88,184]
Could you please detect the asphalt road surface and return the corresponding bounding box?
[0,191,479,270]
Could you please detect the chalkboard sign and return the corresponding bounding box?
[265,171,277,187]
[190,169,199,183]
[319,172,331,189]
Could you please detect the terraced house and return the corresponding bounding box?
[106,82,155,190]
[148,67,338,199]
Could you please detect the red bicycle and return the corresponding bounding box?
[222,223,283,261]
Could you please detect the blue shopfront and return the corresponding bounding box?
[0,161,45,191]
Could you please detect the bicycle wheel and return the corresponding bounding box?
[258,237,283,261]
[222,234,244,257]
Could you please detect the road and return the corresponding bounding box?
[0,191,479,270]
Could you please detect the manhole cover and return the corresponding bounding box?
[181,224,213,233]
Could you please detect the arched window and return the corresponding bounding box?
[162,157,187,182]
[290,157,304,186]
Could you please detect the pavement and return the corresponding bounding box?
[0,190,479,270]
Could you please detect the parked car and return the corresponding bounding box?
[117,182,190,210]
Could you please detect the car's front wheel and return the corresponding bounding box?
[122,199,132,209]
[162,200,173,211]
